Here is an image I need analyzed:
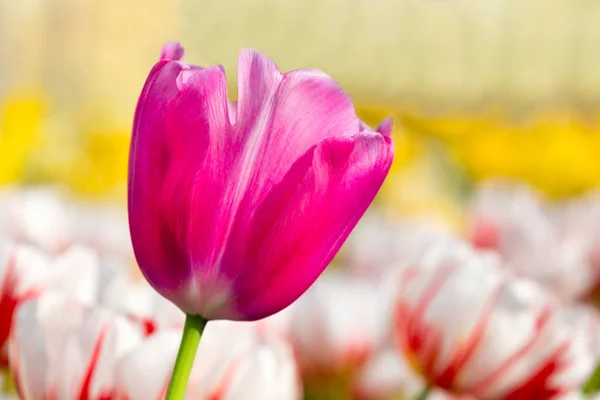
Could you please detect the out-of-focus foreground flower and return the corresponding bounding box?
[0,196,300,399]
[291,272,388,375]
[116,321,300,400]
[1,182,600,399]
[469,181,600,301]
[128,42,393,321]
[394,239,596,399]
[10,293,143,400]
[0,243,48,365]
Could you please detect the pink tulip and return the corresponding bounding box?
[393,239,594,400]
[128,42,393,320]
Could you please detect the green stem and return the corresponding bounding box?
[413,384,431,400]
[165,314,208,400]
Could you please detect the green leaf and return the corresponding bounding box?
[582,363,600,395]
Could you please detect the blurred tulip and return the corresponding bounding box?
[553,191,600,293]
[10,292,143,400]
[341,210,451,281]
[0,243,49,364]
[469,182,550,252]
[353,348,475,400]
[128,42,394,320]
[393,239,594,399]
[72,203,133,261]
[469,181,599,300]
[102,278,184,335]
[290,272,387,375]
[49,244,183,335]
[353,347,423,400]
[0,187,73,255]
[562,305,600,360]
[47,245,102,306]
[116,321,301,400]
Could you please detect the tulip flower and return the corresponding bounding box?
[0,187,73,254]
[73,204,134,261]
[129,41,393,320]
[290,272,388,374]
[354,348,473,400]
[9,292,143,400]
[0,242,49,364]
[341,211,451,281]
[128,41,393,398]
[353,347,423,400]
[393,239,594,399]
[288,272,388,399]
[469,181,599,300]
[0,243,119,367]
[49,245,184,335]
[102,278,185,335]
[115,321,301,400]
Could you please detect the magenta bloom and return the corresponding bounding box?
[128,42,394,321]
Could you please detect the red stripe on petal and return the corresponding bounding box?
[205,355,244,400]
[78,326,107,400]
[465,306,554,396]
[394,264,457,388]
[0,247,41,365]
[497,340,571,400]
[436,282,505,389]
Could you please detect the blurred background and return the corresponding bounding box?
[3,0,600,215]
[4,0,600,214]
[3,0,600,398]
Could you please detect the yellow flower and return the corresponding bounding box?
[0,93,45,184]
[406,110,600,198]
[66,126,130,199]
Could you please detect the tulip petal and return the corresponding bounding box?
[235,57,360,209]
[9,299,49,400]
[160,42,184,61]
[231,132,393,320]
[162,66,233,266]
[116,330,180,400]
[129,60,190,291]
[236,49,282,139]
[11,293,143,400]
[130,62,233,294]
[0,243,48,361]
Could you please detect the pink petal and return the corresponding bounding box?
[201,53,362,278]
[160,42,184,61]
[230,132,393,320]
[129,60,191,292]
[376,117,393,137]
[236,57,360,206]
[163,66,238,274]
[235,49,283,139]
